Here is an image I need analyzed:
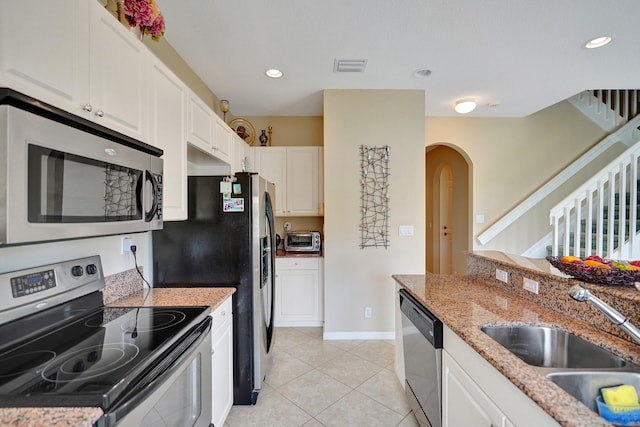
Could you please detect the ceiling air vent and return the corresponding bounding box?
[334,59,368,73]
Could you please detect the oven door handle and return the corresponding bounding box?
[104,317,212,426]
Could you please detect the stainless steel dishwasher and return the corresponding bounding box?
[400,289,443,427]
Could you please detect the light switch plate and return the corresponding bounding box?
[399,225,414,236]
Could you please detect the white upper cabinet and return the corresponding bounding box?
[0,0,90,117]
[0,1,149,143]
[255,147,288,215]
[286,147,321,216]
[150,60,188,220]
[187,91,214,152]
[213,116,232,164]
[255,146,323,216]
[89,2,148,142]
[231,133,254,173]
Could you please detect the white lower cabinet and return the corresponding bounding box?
[275,257,323,326]
[443,350,513,427]
[443,326,559,427]
[211,297,233,427]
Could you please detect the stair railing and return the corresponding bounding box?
[569,90,640,134]
[477,114,640,247]
[550,143,640,259]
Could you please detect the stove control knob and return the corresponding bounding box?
[86,264,98,275]
[71,265,84,277]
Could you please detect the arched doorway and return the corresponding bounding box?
[426,145,472,274]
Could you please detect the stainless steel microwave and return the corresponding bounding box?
[0,95,163,246]
[284,231,322,252]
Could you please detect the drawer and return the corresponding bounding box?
[276,257,320,270]
[210,296,232,332]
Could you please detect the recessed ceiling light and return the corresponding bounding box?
[585,36,612,49]
[454,99,477,114]
[265,68,283,78]
[413,68,432,78]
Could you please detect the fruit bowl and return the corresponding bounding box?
[546,256,640,286]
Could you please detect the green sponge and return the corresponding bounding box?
[601,384,639,411]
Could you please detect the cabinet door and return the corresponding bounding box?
[256,147,287,215]
[286,147,320,216]
[275,258,322,326]
[231,134,252,173]
[187,92,214,152]
[150,60,188,220]
[89,1,148,142]
[0,0,89,116]
[213,116,232,164]
[212,314,233,427]
[442,350,510,427]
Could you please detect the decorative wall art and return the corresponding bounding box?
[359,145,390,249]
[228,118,256,145]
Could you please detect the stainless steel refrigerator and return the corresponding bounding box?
[152,172,276,405]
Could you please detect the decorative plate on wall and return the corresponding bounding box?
[228,118,256,146]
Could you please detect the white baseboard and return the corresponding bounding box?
[323,331,395,340]
[275,321,324,327]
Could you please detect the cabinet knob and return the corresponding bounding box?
[221,310,226,316]
[95,109,105,118]
[82,104,93,112]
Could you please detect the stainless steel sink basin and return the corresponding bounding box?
[546,371,640,412]
[481,325,631,369]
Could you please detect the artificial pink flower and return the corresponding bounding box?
[122,0,165,41]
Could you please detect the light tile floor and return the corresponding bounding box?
[224,327,419,427]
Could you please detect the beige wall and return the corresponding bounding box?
[426,100,625,255]
[244,117,323,147]
[324,90,425,337]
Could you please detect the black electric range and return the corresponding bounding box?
[0,256,212,427]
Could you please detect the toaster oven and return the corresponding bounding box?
[284,231,321,252]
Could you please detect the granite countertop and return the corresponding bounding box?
[1,287,235,427]
[276,249,323,258]
[0,408,103,427]
[107,287,235,309]
[393,274,640,427]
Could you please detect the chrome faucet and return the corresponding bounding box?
[568,285,640,345]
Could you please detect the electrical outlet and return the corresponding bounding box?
[121,236,134,254]
[364,307,372,318]
[495,296,508,309]
[495,269,509,283]
[523,278,539,294]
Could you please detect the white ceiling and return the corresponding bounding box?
[156,0,640,117]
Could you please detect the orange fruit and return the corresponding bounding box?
[584,259,611,269]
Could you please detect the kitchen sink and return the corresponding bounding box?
[481,325,632,369]
[546,371,640,412]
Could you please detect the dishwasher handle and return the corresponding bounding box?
[399,289,443,348]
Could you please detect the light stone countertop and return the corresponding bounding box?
[1,287,234,427]
[107,286,235,310]
[0,407,103,427]
[393,273,640,427]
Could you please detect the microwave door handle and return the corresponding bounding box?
[135,171,159,222]
[144,171,159,222]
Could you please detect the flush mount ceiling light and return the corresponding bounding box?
[265,68,283,78]
[454,99,477,114]
[585,36,612,49]
[413,68,432,78]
